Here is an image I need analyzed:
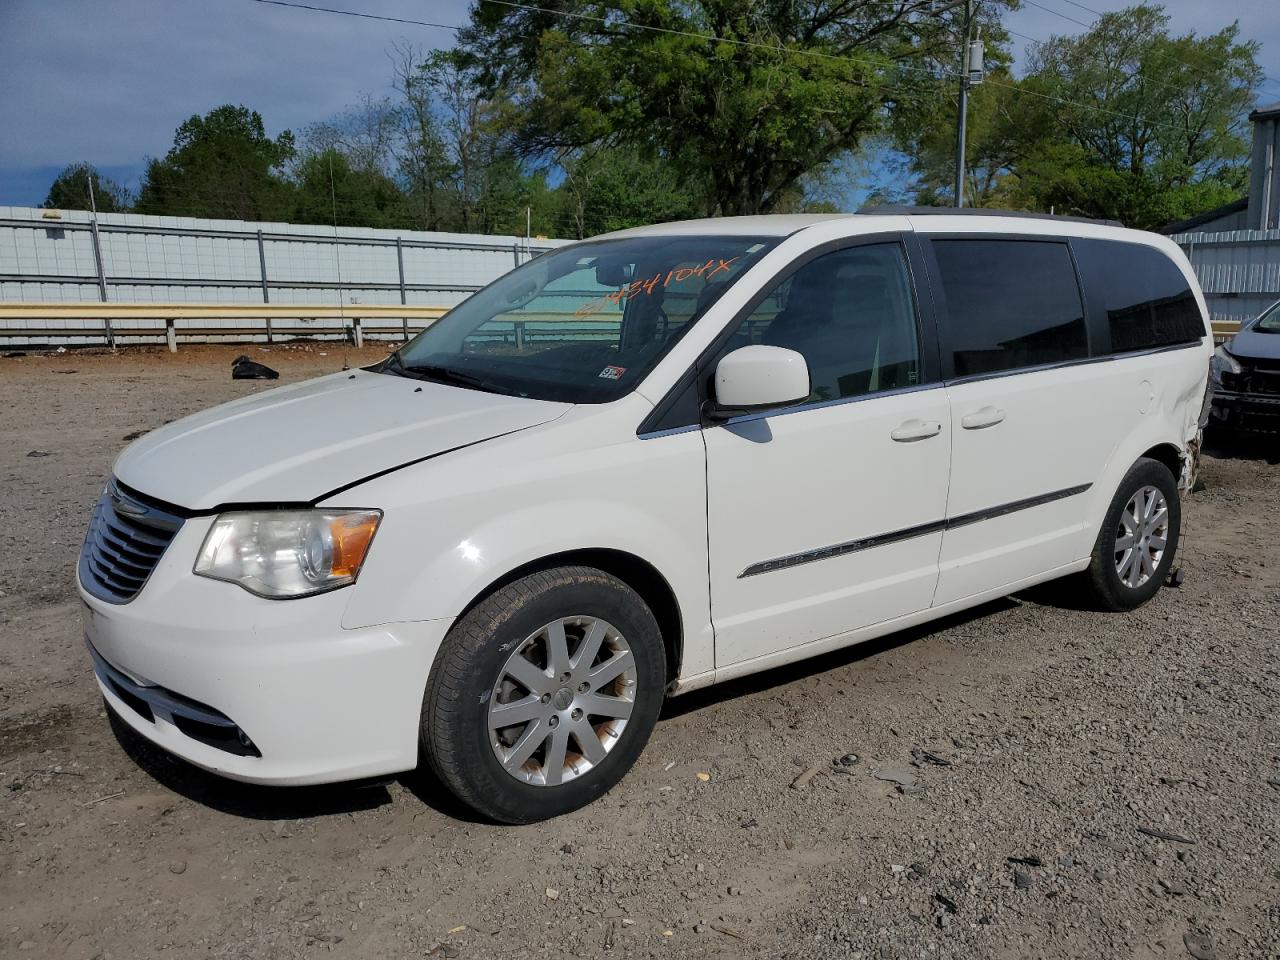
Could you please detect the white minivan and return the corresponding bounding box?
[79,210,1212,822]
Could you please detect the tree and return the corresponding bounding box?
[888,4,1259,226]
[889,66,1039,208]
[1012,4,1260,227]
[134,105,296,221]
[391,42,457,231]
[43,163,132,212]
[298,94,402,180]
[557,146,703,238]
[459,0,963,216]
[290,149,405,228]
[390,47,564,236]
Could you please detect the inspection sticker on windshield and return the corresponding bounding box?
[598,365,627,380]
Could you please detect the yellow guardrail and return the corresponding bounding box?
[0,302,1247,350]
[1210,320,1242,342]
[0,302,450,350]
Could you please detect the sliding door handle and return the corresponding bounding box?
[961,406,1006,430]
[890,418,943,442]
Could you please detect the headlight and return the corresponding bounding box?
[194,509,382,598]
[1210,344,1242,389]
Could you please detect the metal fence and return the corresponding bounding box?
[5,206,1275,347]
[0,206,568,345]
[1171,227,1280,327]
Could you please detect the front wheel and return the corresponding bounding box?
[1080,457,1181,612]
[421,566,666,823]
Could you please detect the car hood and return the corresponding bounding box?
[114,370,570,510]
[1227,325,1280,362]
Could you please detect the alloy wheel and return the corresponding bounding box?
[487,616,637,786]
[1114,484,1169,588]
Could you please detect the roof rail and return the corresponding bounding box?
[855,205,1123,228]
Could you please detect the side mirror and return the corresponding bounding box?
[705,345,810,421]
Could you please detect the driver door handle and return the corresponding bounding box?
[961,406,1006,430]
[890,418,943,442]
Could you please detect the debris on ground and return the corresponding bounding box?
[790,764,824,789]
[231,354,280,379]
[1183,930,1216,960]
[872,765,917,788]
[911,748,952,767]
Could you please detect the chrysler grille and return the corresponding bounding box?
[79,481,184,603]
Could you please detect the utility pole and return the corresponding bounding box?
[953,0,983,208]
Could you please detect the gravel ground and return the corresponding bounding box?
[1,344,1277,960]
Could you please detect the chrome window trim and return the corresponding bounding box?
[712,380,942,429]
[636,424,703,440]
[942,340,1205,389]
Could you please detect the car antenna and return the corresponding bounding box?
[329,153,350,372]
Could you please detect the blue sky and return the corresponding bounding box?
[2,0,1277,213]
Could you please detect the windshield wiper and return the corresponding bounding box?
[400,363,519,396]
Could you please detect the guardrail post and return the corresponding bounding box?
[256,230,272,343]
[514,321,526,351]
[513,241,521,267]
[352,317,363,349]
[165,318,177,353]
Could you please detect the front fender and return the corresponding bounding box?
[332,413,714,679]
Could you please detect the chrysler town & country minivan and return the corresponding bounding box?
[79,211,1213,822]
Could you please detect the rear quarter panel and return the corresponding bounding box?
[1076,233,1212,547]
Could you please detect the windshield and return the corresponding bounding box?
[385,234,778,402]
[1255,300,1280,334]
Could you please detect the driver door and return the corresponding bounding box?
[704,239,952,668]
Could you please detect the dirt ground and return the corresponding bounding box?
[1,344,1277,960]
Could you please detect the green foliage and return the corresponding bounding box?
[134,105,297,220]
[1012,5,1259,227]
[1013,143,1247,228]
[890,66,1040,209]
[459,0,958,216]
[892,4,1261,227]
[559,148,703,237]
[291,149,404,228]
[42,163,132,212]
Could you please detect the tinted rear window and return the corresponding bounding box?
[931,239,1088,377]
[1072,239,1203,352]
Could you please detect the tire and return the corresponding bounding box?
[1080,457,1181,612]
[421,566,666,823]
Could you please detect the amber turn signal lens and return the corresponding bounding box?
[330,513,381,578]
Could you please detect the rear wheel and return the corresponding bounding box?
[422,566,666,823]
[1080,457,1181,611]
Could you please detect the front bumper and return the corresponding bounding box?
[1210,390,1280,432]
[79,517,452,786]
